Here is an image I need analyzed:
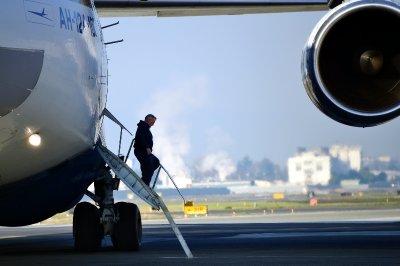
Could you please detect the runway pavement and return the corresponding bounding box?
[1,208,400,265]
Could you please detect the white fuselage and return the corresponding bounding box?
[0,0,107,185]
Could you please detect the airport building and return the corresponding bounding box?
[287,145,363,186]
[329,145,362,171]
[287,149,331,186]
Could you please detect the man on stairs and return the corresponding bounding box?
[134,114,160,186]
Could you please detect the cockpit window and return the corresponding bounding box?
[0,47,44,117]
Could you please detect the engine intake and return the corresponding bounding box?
[302,0,400,127]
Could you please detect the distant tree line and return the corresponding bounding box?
[226,156,286,181]
[191,154,400,186]
[329,169,387,186]
[191,156,286,182]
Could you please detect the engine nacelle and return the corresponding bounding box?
[302,0,400,127]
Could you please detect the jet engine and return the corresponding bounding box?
[302,0,400,127]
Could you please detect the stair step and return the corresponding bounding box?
[97,144,160,210]
[96,144,193,258]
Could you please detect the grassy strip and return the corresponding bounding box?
[40,192,400,225]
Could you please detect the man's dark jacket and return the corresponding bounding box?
[134,120,153,152]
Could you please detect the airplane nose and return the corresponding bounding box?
[0,47,44,117]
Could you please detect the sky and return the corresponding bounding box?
[99,11,400,174]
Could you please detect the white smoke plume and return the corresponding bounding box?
[137,75,209,188]
[198,152,236,182]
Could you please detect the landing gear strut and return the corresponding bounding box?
[73,169,142,251]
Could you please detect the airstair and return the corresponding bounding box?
[96,144,193,259]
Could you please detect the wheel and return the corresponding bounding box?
[73,202,103,251]
[112,202,142,251]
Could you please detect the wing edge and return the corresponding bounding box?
[94,0,328,17]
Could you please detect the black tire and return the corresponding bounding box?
[73,202,103,251]
[112,202,142,251]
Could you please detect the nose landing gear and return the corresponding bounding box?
[112,202,142,251]
[73,202,103,251]
[73,169,142,252]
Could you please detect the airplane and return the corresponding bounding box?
[0,0,398,253]
[28,8,52,20]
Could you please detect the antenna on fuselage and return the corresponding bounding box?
[104,39,124,45]
[102,21,124,45]
[101,21,119,29]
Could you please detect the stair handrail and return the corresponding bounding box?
[101,108,132,157]
[153,164,186,204]
[124,138,135,163]
[125,138,187,204]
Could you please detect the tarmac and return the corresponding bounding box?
[1,208,400,265]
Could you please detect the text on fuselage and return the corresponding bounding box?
[59,7,97,37]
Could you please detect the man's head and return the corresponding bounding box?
[145,114,157,127]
